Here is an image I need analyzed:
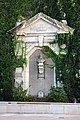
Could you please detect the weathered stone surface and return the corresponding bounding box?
[0,102,80,115]
[29,49,54,96]
[9,13,72,95]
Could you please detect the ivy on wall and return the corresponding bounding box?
[42,32,74,86]
[13,35,27,68]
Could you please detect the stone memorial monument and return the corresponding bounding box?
[9,12,71,96]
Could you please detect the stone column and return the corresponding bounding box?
[23,57,29,94]
[54,66,56,87]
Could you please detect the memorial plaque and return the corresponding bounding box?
[38,91,44,98]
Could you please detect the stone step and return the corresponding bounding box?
[0,102,80,115]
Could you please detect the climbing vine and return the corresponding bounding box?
[43,32,73,85]
[13,35,27,68]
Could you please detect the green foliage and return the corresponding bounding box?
[41,0,80,102]
[47,86,68,102]
[56,0,80,102]
[0,0,30,100]
[13,85,68,102]
[0,0,80,102]
[30,0,62,20]
[42,46,57,63]
[13,85,35,102]
[13,36,27,68]
[13,85,27,101]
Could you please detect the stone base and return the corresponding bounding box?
[0,102,80,115]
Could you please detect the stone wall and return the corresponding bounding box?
[0,102,80,115]
[29,49,54,96]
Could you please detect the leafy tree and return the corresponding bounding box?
[30,0,80,102]
[0,0,30,100]
[56,0,80,102]
[30,0,62,20]
[47,86,68,102]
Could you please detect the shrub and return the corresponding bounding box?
[25,95,35,102]
[47,86,68,102]
[13,85,27,101]
[13,85,68,102]
[13,85,35,101]
[13,85,48,102]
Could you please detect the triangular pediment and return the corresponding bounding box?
[9,12,72,34]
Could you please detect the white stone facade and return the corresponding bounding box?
[9,13,71,96]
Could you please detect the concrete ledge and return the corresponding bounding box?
[0,102,80,115]
[0,114,80,120]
